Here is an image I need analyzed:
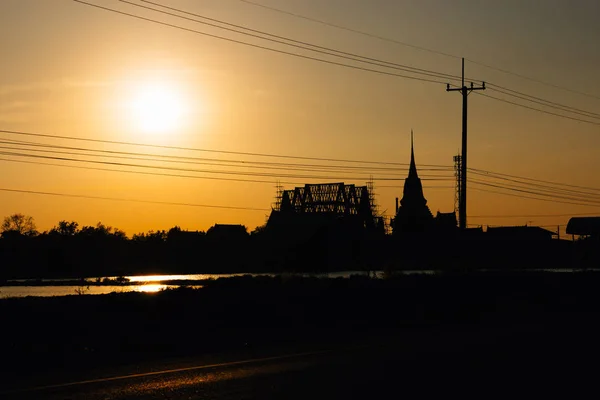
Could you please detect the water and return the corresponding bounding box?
[7,268,586,299]
[0,271,389,299]
[0,284,185,298]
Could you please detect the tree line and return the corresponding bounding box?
[0,213,262,280]
[0,213,382,280]
[3,212,594,281]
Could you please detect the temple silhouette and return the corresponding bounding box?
[392,131,456,235]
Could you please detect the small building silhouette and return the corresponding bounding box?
[435,211,458,231]
[206,224,249,240]
[566,217,600,238]
[486,226,555,240]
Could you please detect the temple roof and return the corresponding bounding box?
[400,130,428,208]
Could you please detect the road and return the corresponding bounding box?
[3,325,595,399]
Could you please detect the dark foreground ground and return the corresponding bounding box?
[2,272,600,398]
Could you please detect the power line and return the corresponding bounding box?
[469,170,600,200]
[466,59,600,102]
[0,140,455,175]
[469,167,600,192]
[129,0,463,83]
[0,157,307,185]
[2,146,598,218]
[469,212,600,218]
[0,129,451,168]
[75,2,600,128]
[377,185,454,189]
[3,129,599,200]
[0,149,453,181]
[473,92,600,126]
[487,85,600,120]
[238,0,461,60]
[5,151,594,214]
[470,181,600,208]
[0,144,410,177]
[0,187,269,211]
[73,1,447,85]
[11,141,595,204]
[470,179,600,205]
[238,0,600,101]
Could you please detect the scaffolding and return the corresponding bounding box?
[271,182,380,230]
[273,180,283,210]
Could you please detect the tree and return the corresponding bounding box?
[132,230,168,243]
[50,220,79,236]
[1,213,38,236]
[79,222,126,239]
[251,224,267,236]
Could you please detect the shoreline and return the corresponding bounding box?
[1,267,598,287]
[2,266,599,287]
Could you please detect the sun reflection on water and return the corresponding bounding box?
[136,284,168,293]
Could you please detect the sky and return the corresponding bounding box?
[0,0,599,235]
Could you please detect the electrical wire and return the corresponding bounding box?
[470,179,600,205]
[469,170,600,200]
[466,59,600,102]
[0,156,300,185]
[238,0,462,60]
[468,167,600,192]
[0,140,455,175]
[473,92,600,126]
[487,85,600,120]
[73,0,448,85]
[470,181,600,208]
[3,129,600,196]
[3,129,600,221]
[0,149,454,181]
[0,187,269,211]
[74,2,600,127]
[127,0,464,82]
[469,212,600,218]
[0,129,451,168]
[237,0,600,100]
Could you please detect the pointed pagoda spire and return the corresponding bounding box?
[408,129,418,178]
[400,128,428,208]
[395,128,433,233]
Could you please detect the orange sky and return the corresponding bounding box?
[1,0,599,235]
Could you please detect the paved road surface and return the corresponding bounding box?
[3,326,594,399]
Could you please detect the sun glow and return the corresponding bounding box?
[136,284,169,293]
[129,82,188,135]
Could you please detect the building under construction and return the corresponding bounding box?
[267,182,384,234]
[264,182,385,272]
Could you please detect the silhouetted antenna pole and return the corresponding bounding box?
[453,154,462,215]
[447,58,486,229]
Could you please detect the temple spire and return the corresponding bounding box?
[394,128,433,233]
[409,129,418,178]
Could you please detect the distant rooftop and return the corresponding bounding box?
[486,226,556,239]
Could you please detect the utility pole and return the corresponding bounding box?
[447,58,485,230]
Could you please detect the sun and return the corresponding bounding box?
[130,83,187,135]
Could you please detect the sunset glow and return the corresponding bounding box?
[129,82,188,135]
[0,0,598,235]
